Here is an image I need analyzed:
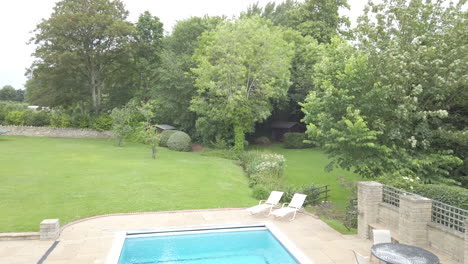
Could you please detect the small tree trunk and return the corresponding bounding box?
[118,137,123,147]
[151,147,156,159]
[233,124,244,151]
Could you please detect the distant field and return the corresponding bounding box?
[0,136,255,232]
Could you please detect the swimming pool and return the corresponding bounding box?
[106,224,313,264]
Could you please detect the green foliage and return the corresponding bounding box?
[26,111,51,126]
[93,114,112,131]
[302,14,465,182]
[191,16,294,150]
[0,85,18,101]
[70,113,91,128]
[413,184,468,210]
[5,111,26,125]
[252,184,272,200]
[167,131,192,152]
[159,130,177,147]
[151,16,224,136]
[0,101,28,124]
[284,132,312,149]
[110,108,133,146]
[254,136,271,145]
[29,0,134,112]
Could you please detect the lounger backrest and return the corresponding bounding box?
[353,250,368,264]
[289,193,307,209]
[266,191,284,205]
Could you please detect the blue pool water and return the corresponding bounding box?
[117,228,300,264]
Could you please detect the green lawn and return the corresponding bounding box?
[0,136,256,232]
[1,136,361,233]
[253,145,362,210]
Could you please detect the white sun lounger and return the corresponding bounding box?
[271,193,307,221]
[246,191,284,215]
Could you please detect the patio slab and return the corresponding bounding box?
[0,208,459,264]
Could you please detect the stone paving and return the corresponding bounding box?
[0,208,458,264]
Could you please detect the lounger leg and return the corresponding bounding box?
[290,211,297,221]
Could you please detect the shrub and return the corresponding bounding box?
[284,132,312,149]
[26,111,51,126]
[93,113,112,131]
[252,184,272,200]
[245,152,286,178]
[413,184,468,210]
[5,111,27,125]
[254,136,271,145]
[159,130,178,147]
[71,113,91,128]
[167,131,192,152]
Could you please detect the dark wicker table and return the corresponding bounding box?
[371,243,439,264]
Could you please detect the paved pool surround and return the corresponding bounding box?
[0,208,458,264]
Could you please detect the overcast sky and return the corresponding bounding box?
[0,0,366,90]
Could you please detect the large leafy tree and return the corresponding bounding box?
[302,0,467,184]
[29,0,133,112]
[191,17,294,150]
[151,16,223,135]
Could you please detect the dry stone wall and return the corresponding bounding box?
[0,125,114,139]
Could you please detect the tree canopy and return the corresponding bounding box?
[302,0,467,184]
[190,17,294,149]
[28,0,133,112]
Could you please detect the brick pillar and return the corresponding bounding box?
[40,219,60,240]
[358,181,383,239]
[464,219,468,264]
[398,195,431,247]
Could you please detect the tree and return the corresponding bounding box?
[287,0,350,43]
[151,16,224,135]
[302,0,467,184]
[110,107,133,146]
[191,17,294,150]
[0,85,17,101]
[132,11,164,102]
[29,0,134,112]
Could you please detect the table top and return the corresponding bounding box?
[371,243,439,264]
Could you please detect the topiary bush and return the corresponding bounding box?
[159,130,178,147]
[283,132,312,149]
[167,131,192,152]
[413,184,468,210]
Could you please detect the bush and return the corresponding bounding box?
[25,111,51,126]
[159,130,178,147]
[0,101,27,124]
[71,113,91,128]
[284,132,312,149]
[413,184,468,210]
[254,136,271,145]
[93,113,112,131]
[167,131,192,152]
[5,111,27,125]
[252,184,272,200]
[244,152,286,178]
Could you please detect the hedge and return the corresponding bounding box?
[413,184,468,210]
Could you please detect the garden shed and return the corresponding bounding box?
[155,124,176,134]
[271,121,305,141]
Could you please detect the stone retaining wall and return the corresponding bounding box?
[0,125,114,139]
